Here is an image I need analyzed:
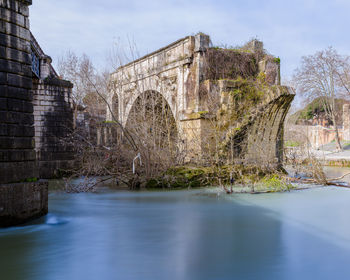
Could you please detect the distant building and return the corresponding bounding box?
[287,103,350,149]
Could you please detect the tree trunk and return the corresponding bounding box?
[332,112,342,151]
[335,128,342,151]
[73,105,78,130]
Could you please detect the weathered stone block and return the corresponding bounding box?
[7,98,33,112]
[0,97,6,109]
[0,58,22,74]
[0,33,30,53]
[7,72,32,88]
[0,20,30,41]
[0,123,7,135]
[0,111,33,124]
[0,150,34,161]
[0,160,37,184]
[0,136,34,149]
[0,47,31,65]
[0,71,6,83]
[0,7,26,27]
[0,181,47,227]
[194,33,210,52]
[0,85,31,100]
[7,123,34,136]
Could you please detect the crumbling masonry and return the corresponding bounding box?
[107,34,294,166]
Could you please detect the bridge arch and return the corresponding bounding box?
[125,89,179,153]
[122,79,178,128]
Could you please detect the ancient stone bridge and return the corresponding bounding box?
[107,34,294,165]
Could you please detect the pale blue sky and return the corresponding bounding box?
[30,0,350,80]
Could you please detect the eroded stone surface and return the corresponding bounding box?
[0,181,48,227]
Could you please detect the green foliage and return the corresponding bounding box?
[145,165,270,189]
[198,110,209,117]
[284,140,300,147]
[273,57,281,64]
[259,174,294,192]
[188,111,209,119]
[146,166,209,189]
[326,160,350,168]
[257,72,267,84]
[24,177,38,183]
[145,165,293,193]
[196,31,208,36]
[228,77,265,104]
[216,76,270,134]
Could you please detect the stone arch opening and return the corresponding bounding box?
[125,90,178,157]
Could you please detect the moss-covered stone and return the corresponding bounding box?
[145,164,276,189]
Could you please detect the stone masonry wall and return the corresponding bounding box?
[0,0,37,184]
[33,78,74,178]
[0,0,48,227]
[30,27,74,178]
[0,180,47,227]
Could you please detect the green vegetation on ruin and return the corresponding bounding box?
[273,57,281,64]
[145,165,292,192]
[22,177,38,183]
[216,75,270,132]
[285,140,301,147]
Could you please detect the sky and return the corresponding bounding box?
[29,0,350,82]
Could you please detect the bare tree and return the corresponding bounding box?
[336,55,350,97]
[58,45,181,189]
[293,47,345,151]
[58,51,101,128]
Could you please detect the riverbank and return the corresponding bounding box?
[48,163,350,195]
[305,141,350,167]
[311,149,350,167]
[48,168,335,195]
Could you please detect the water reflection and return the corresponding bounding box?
[1,188,350,279]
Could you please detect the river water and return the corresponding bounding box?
[1,168,350,280]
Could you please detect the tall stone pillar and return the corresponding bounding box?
[0,0,48,227]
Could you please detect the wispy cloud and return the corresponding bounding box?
[29,0,350,78]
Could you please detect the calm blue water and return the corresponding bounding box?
[1,186,350,280]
